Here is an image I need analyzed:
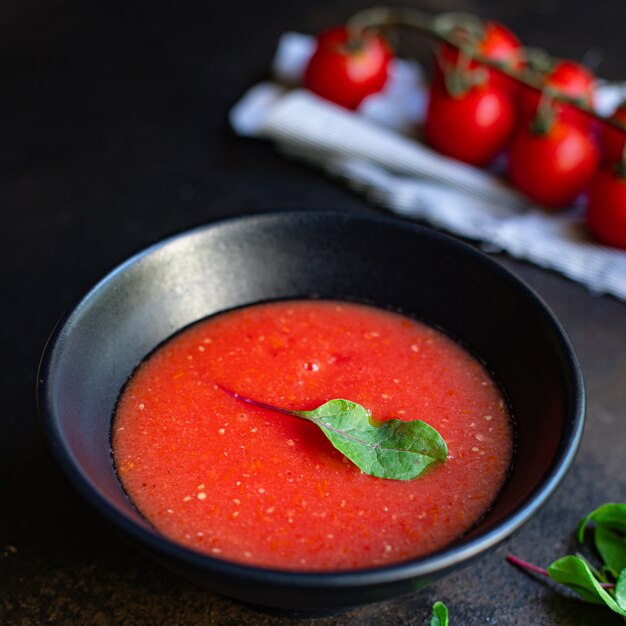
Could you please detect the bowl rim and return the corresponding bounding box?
[37,208,585,590]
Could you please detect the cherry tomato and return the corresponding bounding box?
[520,60,596,129]
[423,77,516,166]
[508,119,599,208]
[303,26,392,110]
[436,21,524,92]
[586,167,626,249]
[599,102,626,165]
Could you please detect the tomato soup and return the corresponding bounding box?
[112,300,513,571]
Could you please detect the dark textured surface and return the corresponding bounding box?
[2,1,625,624]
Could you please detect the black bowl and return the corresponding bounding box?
[38,210,584,613]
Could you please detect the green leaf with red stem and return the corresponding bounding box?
[547,556,626,615]
[217,386,447,481]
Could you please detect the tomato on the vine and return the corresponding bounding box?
[424,73,516,166]
[508,118,599,208]
[519,60,596,129]
[542,60,595,103]
[303,26,392,110]
[599,102,626,165]
[436,20,524,92]
[586,167,626,249]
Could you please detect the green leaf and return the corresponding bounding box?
[547,555,605,604]
[547,556,626,616]
[573,552,607,583]
[430,601,449,626]
[219,387,448,481]
[291,399,448,481]
[595,527,626,579]
[578,503,626,542]
[615,569,626,610]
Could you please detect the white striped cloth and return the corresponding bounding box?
[230,32,626,301]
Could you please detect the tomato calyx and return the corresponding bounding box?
[530,92,557,136]
[436,50,488,97]
[435,14,523,69]
[434,18,523,98]
[337,26,378,55]
[524,47,553,76]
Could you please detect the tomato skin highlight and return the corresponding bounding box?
[423,77,516,166]
[508,120,599,209]
[544,60,595,104]
[472,21,524,68]
[303,26,392,110]
[586,168,626,249]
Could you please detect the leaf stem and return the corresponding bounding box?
[506,553,549,577]
[506,554,615,589]
[215,384,295,418]
[215,384,447,480]
[217,385,384,447]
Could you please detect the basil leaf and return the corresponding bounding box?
[547,556,626,616]
[594,527,626,579]
[291,399,448,480]
[578,503,626,542]
[430,600,449,626]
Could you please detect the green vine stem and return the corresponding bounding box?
[531,90,557,135]
[347,5,626,134]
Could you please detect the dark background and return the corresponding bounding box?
[2,1,625,624]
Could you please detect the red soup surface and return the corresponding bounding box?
[113,300,513,571]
